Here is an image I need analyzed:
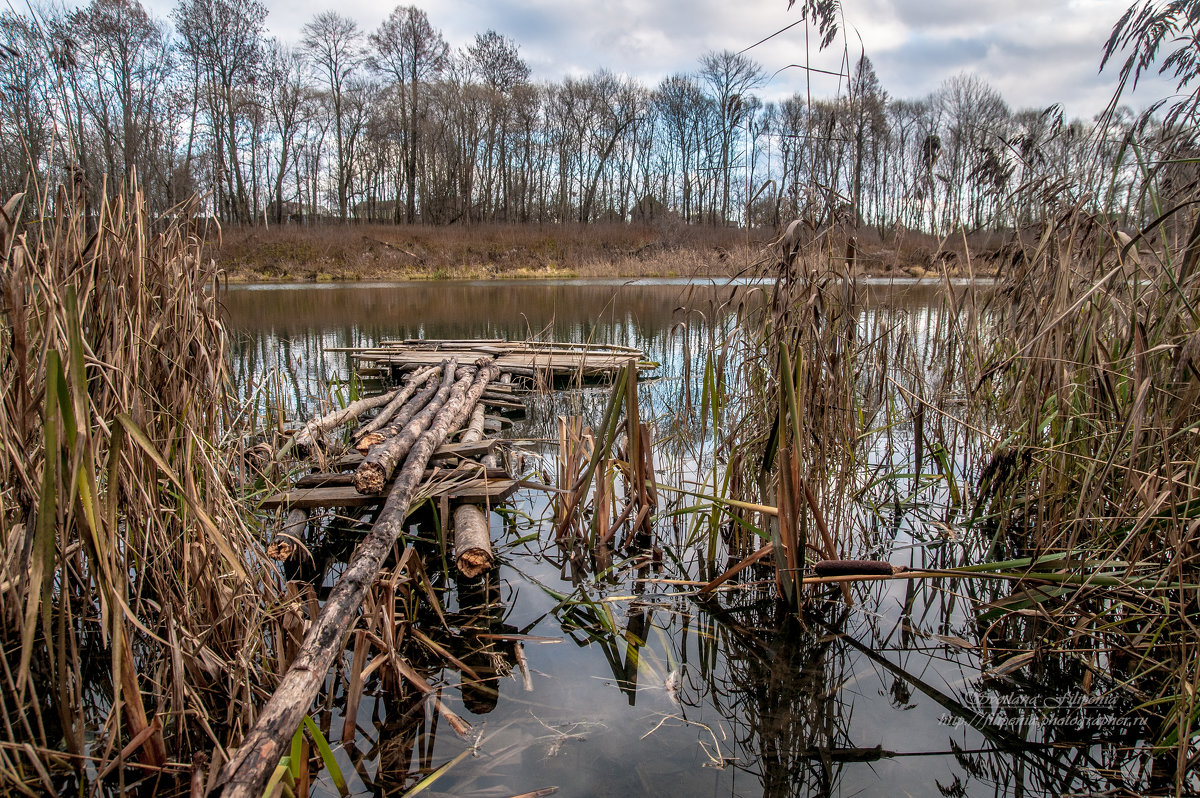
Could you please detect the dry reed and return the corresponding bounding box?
[0,179,281,792]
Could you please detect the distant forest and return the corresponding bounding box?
[1,0,1192,233]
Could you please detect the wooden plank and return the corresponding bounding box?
[294,466,509,489]
[261,486,382,510]
[431,478,518,504]
[261,477,517,510]
[480,393,524,409]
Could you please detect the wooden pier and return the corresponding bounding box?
[332,337,657,384]
[220,342,646,796]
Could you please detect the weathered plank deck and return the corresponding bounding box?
[329,337,655,384]
[261,477,518,510]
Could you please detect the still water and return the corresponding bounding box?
[224,279,1146,798]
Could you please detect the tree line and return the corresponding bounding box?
[1,0,1191,233]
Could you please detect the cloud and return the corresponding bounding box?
[134,0,1181,120]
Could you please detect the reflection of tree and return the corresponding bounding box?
[691,593,855,797]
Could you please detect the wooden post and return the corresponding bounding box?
[453,504,492,578]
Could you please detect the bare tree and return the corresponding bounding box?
[173,0,267,222]
[368,5,448,223]
[699,50,764,225]
[70,0,174,203]
[264,40,305,223]
[301,11,362,222]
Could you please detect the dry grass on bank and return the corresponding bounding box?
[215,221,772,281]
[213,220,1016,283]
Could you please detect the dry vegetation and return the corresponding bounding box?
[700,206,1200,787]
[214,221,769,281]
[213,220,1014,282]
[0,182,282,792]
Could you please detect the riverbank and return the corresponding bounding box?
[213,221,1004,282]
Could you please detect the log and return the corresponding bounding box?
[453,504,493,578]
[214,372,496,798]
[461,404,501,469]
[292,387,401,451]
[353,365,440,442]
[354,360,460,494]
[355,378,440,452]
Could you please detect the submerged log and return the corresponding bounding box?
[215,370,503,798]
[453,504,493,578]
[355,378,440,452]
[354,360,460,494]
[353,365,440,443]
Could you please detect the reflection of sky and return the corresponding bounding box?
[233,281,1147,797]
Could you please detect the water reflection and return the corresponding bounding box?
[225,279,1156,797]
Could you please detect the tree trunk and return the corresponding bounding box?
[293,386,403,451]
[354,365,440,445]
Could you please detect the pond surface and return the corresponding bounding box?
[224,278,1149,798]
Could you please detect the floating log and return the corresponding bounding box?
[453,504,493,578]
[354,360,460,494]
[292,386,400,451]
[353,365,440,443]
[355,378,440,452]
[216,370,491,798]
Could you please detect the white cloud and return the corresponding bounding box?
[132,0,1178,119]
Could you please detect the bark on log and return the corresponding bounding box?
[214,371,494,798]
[355,378,440,452]
[460,404,501,468]
[292,387,401,451]
[453,504,493,578]
[353,365,440,443]
[354,360,461,494]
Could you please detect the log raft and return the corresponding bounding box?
[232,338,650,798]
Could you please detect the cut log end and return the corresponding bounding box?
[356,432,385,452]
[456,548,493,578]
[354,463,387,495]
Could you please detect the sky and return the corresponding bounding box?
[142,0,1181,120]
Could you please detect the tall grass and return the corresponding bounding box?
[974,206,1200,784]
[696,201,1200,784]
[0,180,279,791]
